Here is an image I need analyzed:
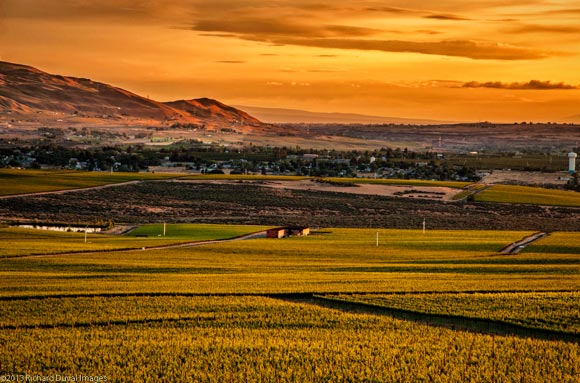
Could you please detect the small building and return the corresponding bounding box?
[266,226,310,239]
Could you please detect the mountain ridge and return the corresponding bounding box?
[0,61,261,128]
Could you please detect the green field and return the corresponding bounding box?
[475,184,580,206]
[1,227,579,381]
[0,169,181,196]
[0,224,266,258]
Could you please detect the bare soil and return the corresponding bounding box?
[178,179,457,201]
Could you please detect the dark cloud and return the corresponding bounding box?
[424,14,471,21]
[463,80,578,90]
[364,6,420,14]
[190,14,548,61]
[193,18,380,38]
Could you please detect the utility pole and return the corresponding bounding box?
[376,231,379,247]
[163,222,166,237]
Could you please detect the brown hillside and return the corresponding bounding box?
[164,98,261,126]
[0,61,261,128]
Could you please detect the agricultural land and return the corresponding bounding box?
[0,171,579,382]
[0,225,579,381]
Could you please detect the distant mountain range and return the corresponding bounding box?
[235,105,451,125]
[0,61,261,128]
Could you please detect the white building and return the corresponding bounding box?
[568,151,577,173]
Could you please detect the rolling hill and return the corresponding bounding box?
[0,61,261,128]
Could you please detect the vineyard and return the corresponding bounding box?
[475,184,580,207]
[1,296,579,382]
[331,292,580,334]
[0,224,266,258]
[0,227,579,380]
[0,169,179,196]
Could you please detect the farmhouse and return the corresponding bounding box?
[266,226,310,239]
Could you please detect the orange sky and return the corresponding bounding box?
[1,0,580,122]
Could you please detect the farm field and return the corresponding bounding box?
[1,227,579,380]
[0,169,180,196]
[1,228,579,296]
[0,224,266,258]
[522,232,580,254]
[475,184,580,207]
[1,296,579,382]
[332,291,580,334]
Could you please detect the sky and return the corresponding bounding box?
[1,0,580,122]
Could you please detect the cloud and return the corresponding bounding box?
[261,38,547,60]
[364,6,421,14]
[198,33,239,38]
[189,9,549,60]
[424,14,471,21]
[215,60,246,64]
[462,80,578,90]
[509,24,580,34]
[193,18,380,38]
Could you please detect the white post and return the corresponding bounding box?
[84,229,87,243]
[422,219,426,234]
[376,231,379,247]
[163,222,166,237]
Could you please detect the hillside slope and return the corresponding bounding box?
[0,61,261,128]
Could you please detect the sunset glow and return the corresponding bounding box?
[1,0,579,122]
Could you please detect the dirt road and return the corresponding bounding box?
[499,232,547,254]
